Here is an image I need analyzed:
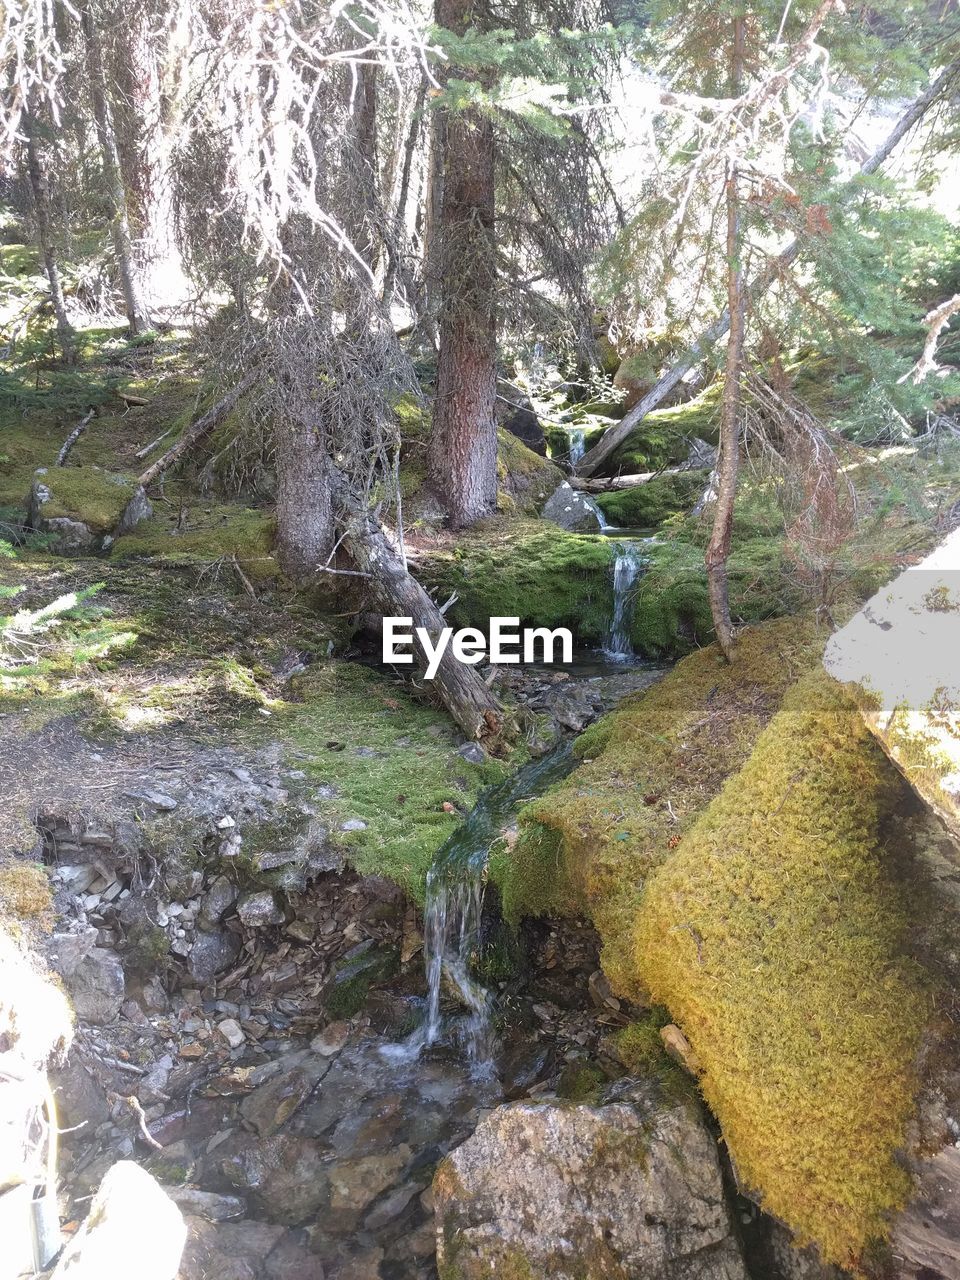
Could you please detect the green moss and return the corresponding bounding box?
[496,430,562,516]
[634,670,928,1267]
[40,468,139,533]
[556,1061,606,1103]
[495,616,826,996]
[281,662,508,901]
[595,472,705,529]
[419,520,615,648]
[113,505,279,582]
[605,386,721,476]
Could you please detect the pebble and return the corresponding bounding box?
[341,818,367,832]
[217,815,236,830]
[217,1018,245,1049]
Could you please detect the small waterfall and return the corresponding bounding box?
[568,429,586,466]
[581,492,608,531]
[392,745,575,1072]
[603,541,643,661]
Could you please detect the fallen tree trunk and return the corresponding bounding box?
[137,371,258,489]
[575,59,960,478]
[330,465,513,745]
[56,410,94,466]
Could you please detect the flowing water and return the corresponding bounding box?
[568,428,586,465]
[603,540,647,662]
[389,744,576,1072]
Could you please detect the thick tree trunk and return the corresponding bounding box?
[23,111,75,363]
[705,14,746,665]
[80,4,152,335]
[574,57,960,479]
[275,419,336,583]
[428,0,498,528]
[330,465,510,743]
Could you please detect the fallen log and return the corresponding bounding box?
[137,371,258,489]
[575,59,960,478]
[329,463,514,746]
[56,410,95,466]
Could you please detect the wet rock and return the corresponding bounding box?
[328,1145,412,1217]
[51,1161,186,1280]
[434,1083,748,1279]
[220,1133,329,1224]
[200,876,238,929]
[542,480,603,533]
[545,682,599,733]
[179,1217,286,1280]
[237,890,285,927]
[240,1060,329,1137]
[66,948,125,1024]
[189,929,242,984]
[50,1053,111,1130]
[310,1022,351,1057]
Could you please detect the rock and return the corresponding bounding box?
[496,380,547,455]
[434,1084,748,1279]
[237,890,284,927]
[587,968,620,1011]
[66,948,125,1024]
[50,1053,111,1130]
[328,1145,412,1217]
[218,1018,245,1049]
[892,1142,960,1279]
[681,437,718,471]
[824,526,960,844]
[340,818,367,832]
[51,1161,186,1280]
[660,1023,700,1074]
[114,485,153,536]
[166,1187,246,1222]
[542,480,603,533]
[179,1217,286,1280]
[188,929,242,983]
[139,1054,174,1104]
[457,742,486,765]
[47,925,99,978]
[240,1060,329,1137]
[545,682,597,733]
[220,1134,329,1224]
[200,875,239,929]
[310,1022,351,1057]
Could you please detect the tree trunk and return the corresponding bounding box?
[275,418,336,584]
[80,3,152,335]
[330,465,510,744]
[574,56,960,479]
[383,76,427,313]
[343,62,380,269]
[421,106,446,327]
[705,13,746,665]
[23,110,75,363]
[428,0,498,528]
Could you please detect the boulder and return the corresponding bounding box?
[27,469,151,555]
[496,381,546,455]
[542,481,604,533]
[824,526,960,846]
[434,1082,748,1279]
[51,1161,186,1280]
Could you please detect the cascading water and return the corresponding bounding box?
[388,745,575,1072]
[603,541,643,661]
[568,429,586,466]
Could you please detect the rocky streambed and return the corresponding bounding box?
[32,656,755,1280]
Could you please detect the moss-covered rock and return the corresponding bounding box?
[491,616,826,992]
[594,471,705,529]
[28,468,148,552]
[418,520,615,648]
[603,387,721,477]
[634,670,928,1267]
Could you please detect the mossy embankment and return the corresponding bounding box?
[495,620,937,1267]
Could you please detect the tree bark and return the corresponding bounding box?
[275,418,336,583]
[330,465,510,744]
[421,106,447,327]
[705,13,746,665]
[574,56,960,479]
[383,76,427,312]
[343,62,380,269]
[23,110,75,363]
[428,0,498,528]
[80,3,152,335]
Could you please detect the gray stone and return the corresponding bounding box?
[340,818,367,832]
[47,925,99,978]
[51,1161,186,1280]
[434,1084,748,1280]
[200,875,238,929]
[166,1187,246,1223]
[237,891,284,927]
[218,1018,245,1049]
[239,1059,329,1137]
[188,929,242,983]
[457,742,486,765]
[220,1133,329,1224]
[66,948,125,1024]
[542,481,603,533]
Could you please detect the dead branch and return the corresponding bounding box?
[899,292,960,384]
[138,369,258,489]
[55,409,94,466]
[134,427,173,459]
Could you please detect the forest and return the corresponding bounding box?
[1,1,960,1279]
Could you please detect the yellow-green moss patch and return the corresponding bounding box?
[41,468,139,533]
[113,506,279,582]
[492,616,825,995]
[634,670,928,1267]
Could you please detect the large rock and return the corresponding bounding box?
[542,481,604,533]
[65,948,125,1024]
[496,381,547,456]
[825,527,960,845]
[434,1082,748,1279]
[51,1161,186,1280]
[28,468,152,555]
